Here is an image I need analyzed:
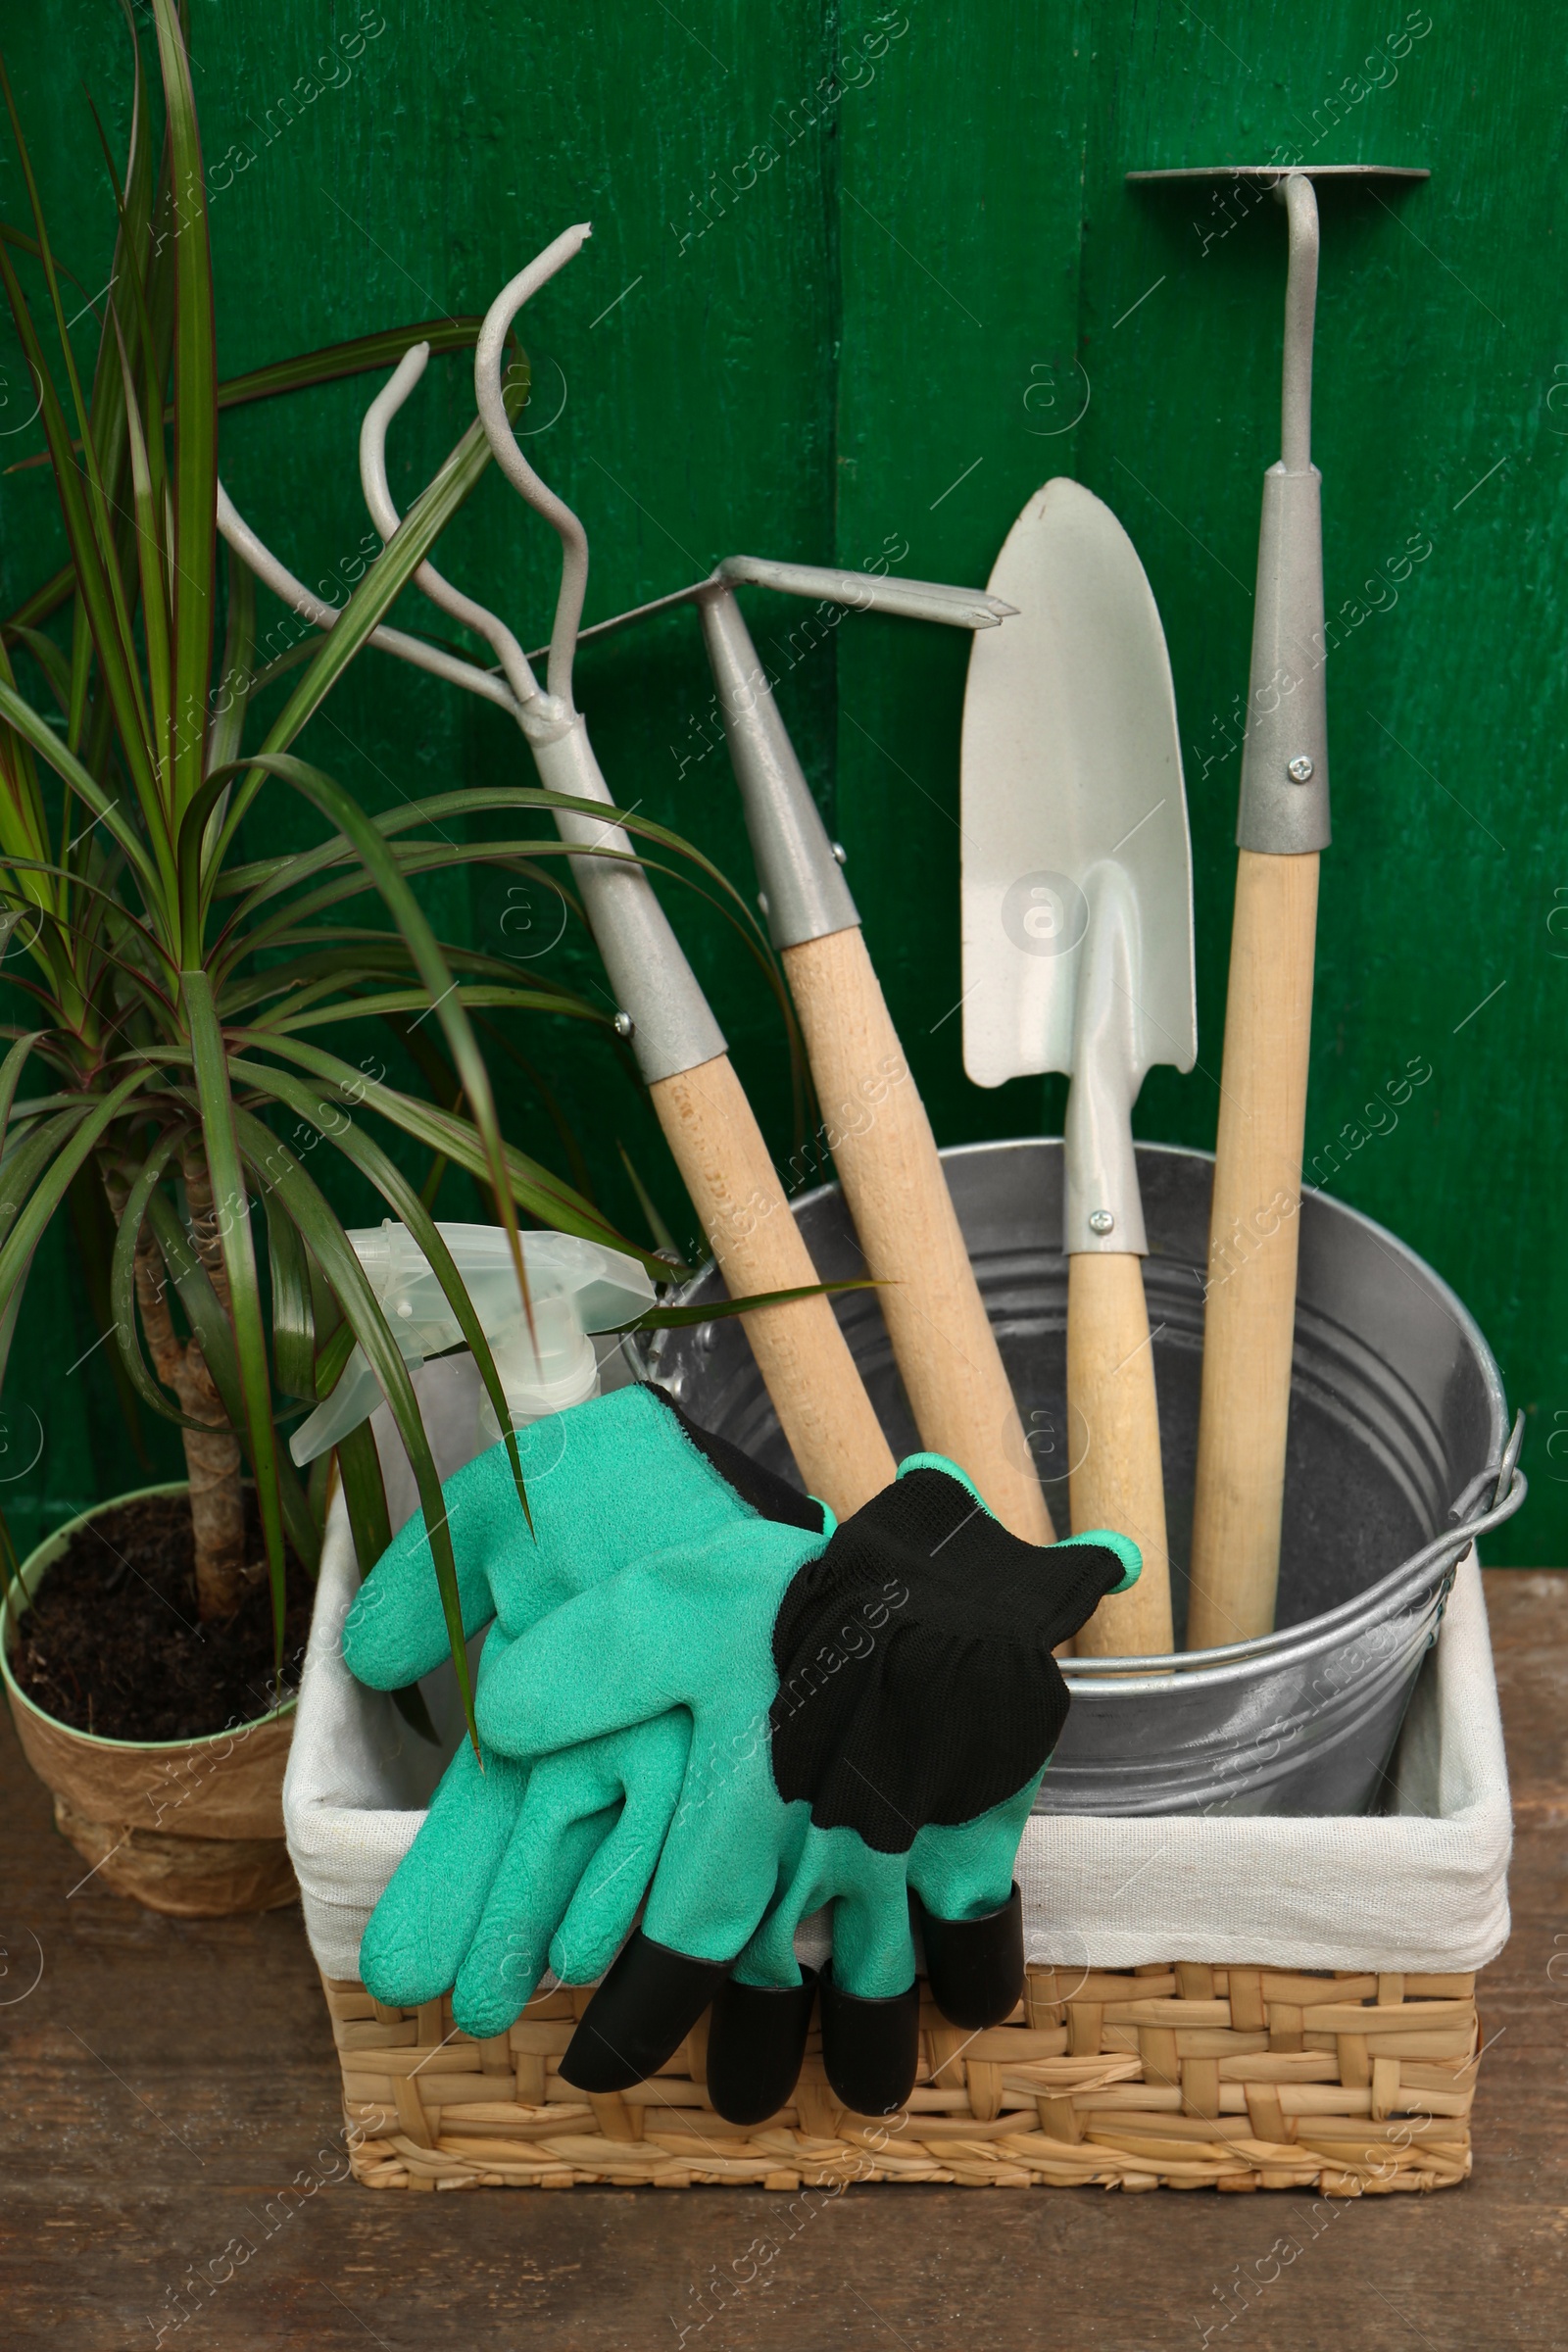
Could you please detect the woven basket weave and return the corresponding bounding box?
[324,1959,1480,2193]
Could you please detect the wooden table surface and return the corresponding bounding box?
[3,1570,1564,2351]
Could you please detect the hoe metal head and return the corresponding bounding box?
[533,558,1015,957]
[1126,164,1426,182]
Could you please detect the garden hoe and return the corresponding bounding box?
[961,479,1197,1655]
[694,576,1056,1544]
[562,558,1054,1542]
[1126,165,1426,1644]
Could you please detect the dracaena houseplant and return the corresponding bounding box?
[0,1,789,1729]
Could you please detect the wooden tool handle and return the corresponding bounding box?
[782,928,1054,1544]
[650,1053,895,1517]
[1066,1251,1174,1655]
[1186,850,1319,1649]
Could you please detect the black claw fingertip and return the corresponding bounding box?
[917,1884,1025,2032]
[817,1965,920,2116]
[560,1930,730,2092]
[705,1969,817,2126]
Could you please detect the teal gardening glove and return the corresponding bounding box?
[341,1382,827,2039]
[476,1450,1139,2118]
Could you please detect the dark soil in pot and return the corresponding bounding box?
[10,1491,313,1742]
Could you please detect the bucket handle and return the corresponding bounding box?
[1445,1408,1526,1534]
[1067,1425,1528,1680]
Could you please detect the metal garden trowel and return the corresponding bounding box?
[961,478,1196,1654]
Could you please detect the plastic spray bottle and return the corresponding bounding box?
[288,1221,657,1468]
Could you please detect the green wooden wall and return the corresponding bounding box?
[0,1,1560,1562]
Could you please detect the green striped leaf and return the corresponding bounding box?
[148,0,218,846]
[224,1103,479,1745]
[236,1057,527,1521]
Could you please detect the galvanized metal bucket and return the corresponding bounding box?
[644,1141,1525,1818]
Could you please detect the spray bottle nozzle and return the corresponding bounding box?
[288,1222,656,1466]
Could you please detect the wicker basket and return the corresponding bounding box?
[324,1959,1480,2193]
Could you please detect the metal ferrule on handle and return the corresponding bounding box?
[528,719,727,1086]
[1236,465,1331,854]
[1237,172,1331,858]
[699,590,859,951]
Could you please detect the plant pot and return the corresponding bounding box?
[1,1481,297,1918]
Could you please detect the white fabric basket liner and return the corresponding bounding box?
[283,1358,1512,1986]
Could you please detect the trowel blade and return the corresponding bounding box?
[960,477,1197,1092]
